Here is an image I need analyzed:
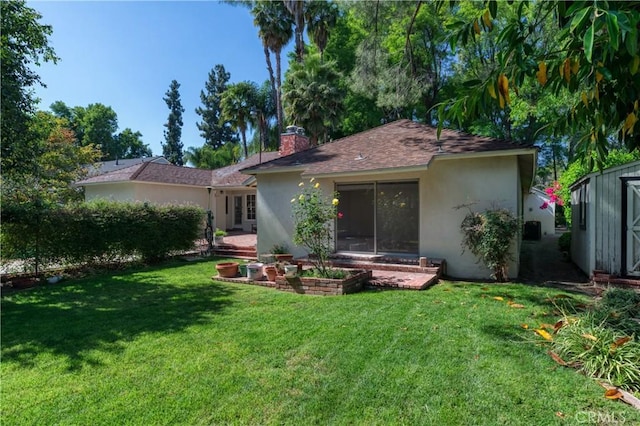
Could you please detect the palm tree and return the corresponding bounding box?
[220,81,258,158]
[283,53,344,146]
[252,1,293,135]
[284,0,306,62]
[252,80,277,152]
[305,0,339,61]
[184,143,240,169]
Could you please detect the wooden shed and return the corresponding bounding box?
[570,160,640,278]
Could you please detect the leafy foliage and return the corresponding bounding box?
[558,232,571,253]
[1,200,204,272]
[0,0,58,177]
[547,289,640,392]
[438,0,640,168]
[558,149,640,225]
[291,179,339,277]
[283,53,344,145]
[460,207,519,281]
[220,81,259,158]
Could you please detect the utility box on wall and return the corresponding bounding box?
[523,221,541,241]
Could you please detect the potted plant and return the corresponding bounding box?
[271,243,294,262]
[214,228,227,245]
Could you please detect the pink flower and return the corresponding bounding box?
[337,212,344,219]
[540,201,549,209]
[545,187,554,196]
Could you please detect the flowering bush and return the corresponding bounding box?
[291,178,339,277]
[460,207,520,282]
[540,181,564,209]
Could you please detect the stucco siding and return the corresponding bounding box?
[256,155,523,280]
[256,172,309,257]
[421,156,520,279]
[85,183,137,201]
[523,189,555,237]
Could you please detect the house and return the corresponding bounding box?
[76,152,280,232]
[570,160,640,278]
[523,187,556,238]
[242,120,537,280]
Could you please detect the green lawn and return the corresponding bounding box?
[2,259,639,425]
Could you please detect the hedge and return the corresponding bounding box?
[1,200,204,273]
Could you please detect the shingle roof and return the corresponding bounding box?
[86,156,170,177]
[77,152,281,187]
[243,119,534,176]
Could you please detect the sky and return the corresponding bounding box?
[29,0,294,158]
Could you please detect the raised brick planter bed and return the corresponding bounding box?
[214,269,372,296]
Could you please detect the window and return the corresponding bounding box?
[579,184,587,230]
[247,194,256,220]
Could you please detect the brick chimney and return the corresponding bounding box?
[279,125,310,157]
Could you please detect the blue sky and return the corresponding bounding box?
[30,0,293,158]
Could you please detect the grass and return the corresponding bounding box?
[2,258,639,425]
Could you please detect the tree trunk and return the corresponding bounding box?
[264,46,279,133]
[276,51,284,136]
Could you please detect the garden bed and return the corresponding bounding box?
[214,269,372,296]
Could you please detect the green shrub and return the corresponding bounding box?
[460,207,520,282]
[1,200,204,271]
[558,232,571,253]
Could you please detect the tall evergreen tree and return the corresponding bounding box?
[162,79,185,166]
[195,65,237,149]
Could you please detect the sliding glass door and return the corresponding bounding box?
[336,184,374,252]
[336,181,419,254]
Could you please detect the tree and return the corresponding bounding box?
[284,0,306,62]
[305,0,339,61]
[436,0,640,168]
[253,80,277,152]
[162,79,185,165]
[220,81,258,158]
[283,53,344,146]
[1,0,58,177]
[184,143,240,169]
[115,128,152,159]
[2,111,101,207]
[50,101,151,160]
[195,64,237,149]
[252,1,293,134]
[82,103,119,160]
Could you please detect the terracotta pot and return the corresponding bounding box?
[265,266,277,281]
[216,262,239,278]
[10,277,39,289]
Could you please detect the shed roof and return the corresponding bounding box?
[242,119,534,176]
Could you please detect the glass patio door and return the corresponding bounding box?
[336,184,374,252]
[336,181,419,254]
[376,182,419,254]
